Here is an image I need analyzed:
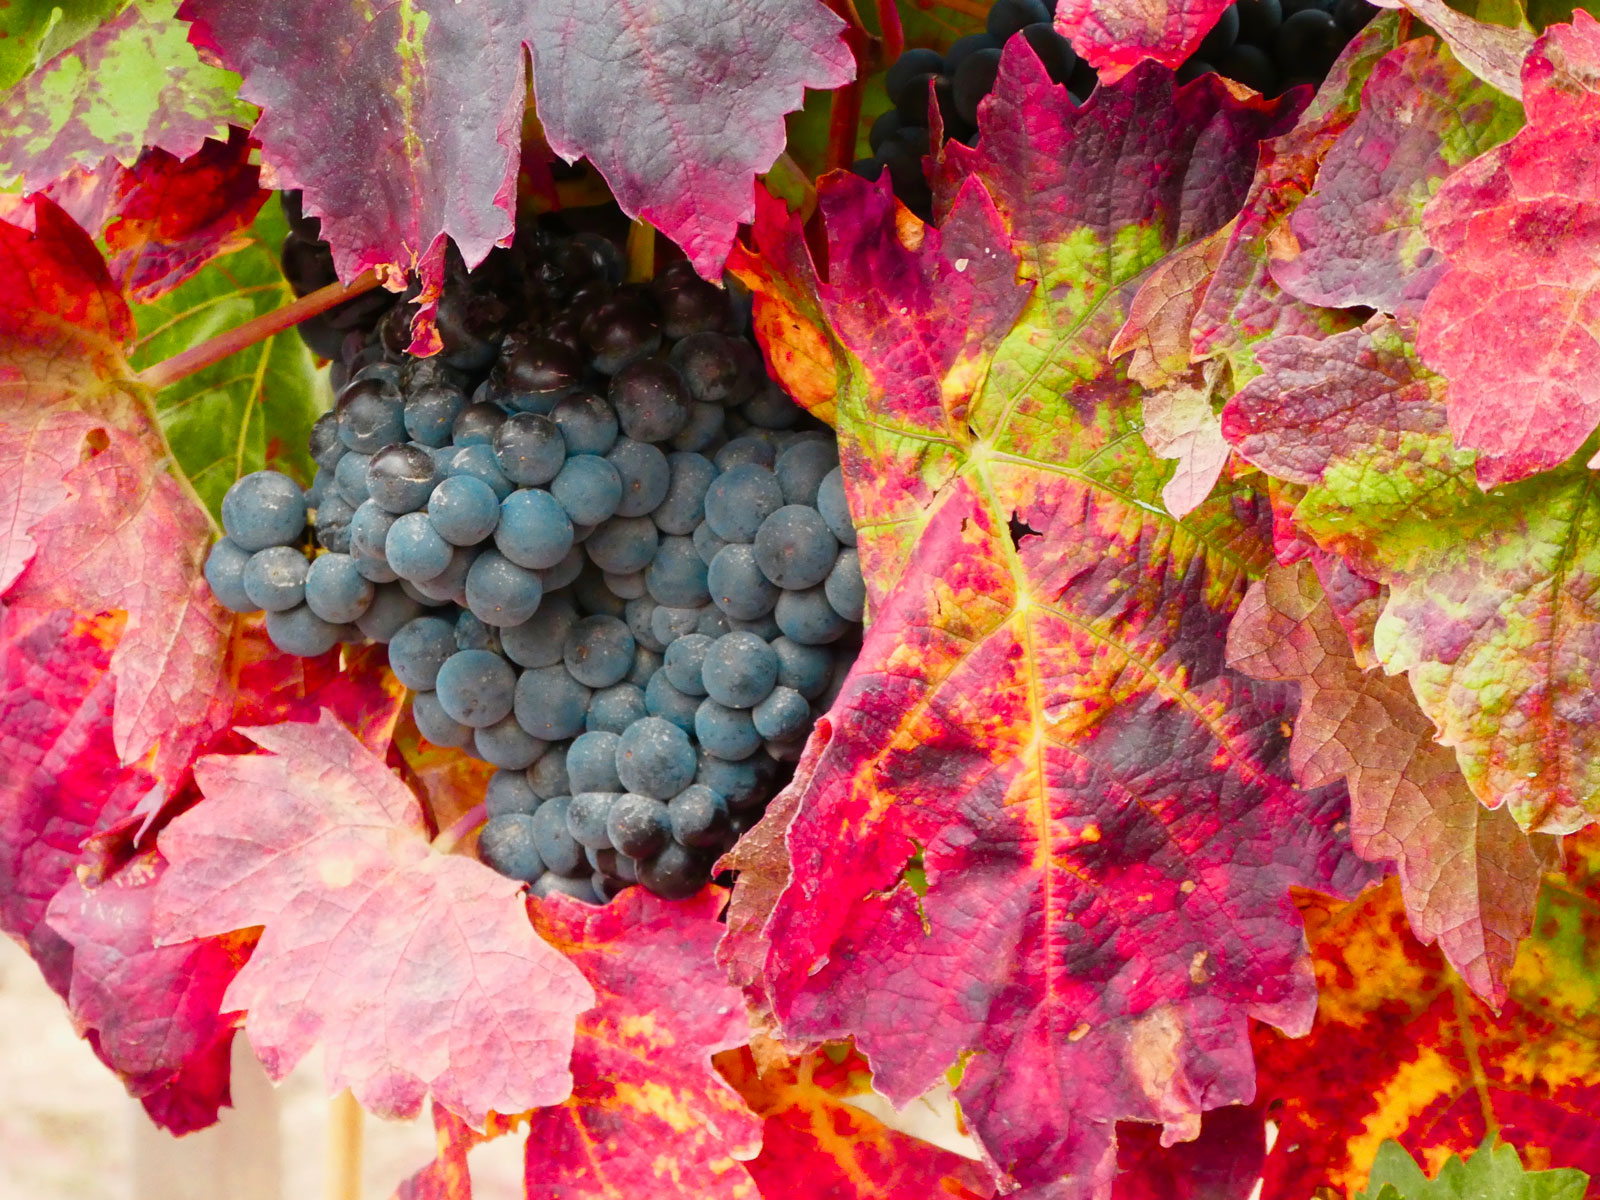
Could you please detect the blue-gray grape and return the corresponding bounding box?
[585,682,648,734]
[464,550,543,626]
[434,648,517,727]
[775,586,849,645]
[204,537,255,612]
[221,471,307,552]
[485,767,543,816]
[355,584,425,642]
[650,604,701,647]
[825,546,865,621]
[386,511,453,581]
[567,791,621,849]
[563,614,635,689]
[477,814,545,882]
[654,453,716,536]
[704,463,783,542]
[668,784,729,848]
[663,633,712,695]
[693,699,762,760]
[772,635,833,700]
[816,467,856,546]
[753,505,839,590]
[493,413,565,486]
[752,685,810,741]
[708,543,779,620]
[775,439,840,507]
[413,689,473,747]
[514,664,592,741]
[529,796,585,875]
[428,474,500,546]
[615,717,697,800]
[585,515,658,575]
[605,439,671,518]
[445,443,514,500]
[474,712,548,769]
[265,604,345,657]
[365,443,437,514]
[551,454,623,526]
[606,793,671,858]
[494,488,574,570]
[242,545,310,612]
[567,731,624,793]
[388,615,457,689]
[304,552,374,623]
[644,671,700,734]
[700,632,778,709]
[500,592,577,668]
[645,536,710,608]
[551,392,619,455]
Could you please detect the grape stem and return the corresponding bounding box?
[626,220,656,282]
[432,802,486,854]
[135,268,384,391]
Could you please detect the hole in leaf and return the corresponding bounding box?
[1007,512,1040,549]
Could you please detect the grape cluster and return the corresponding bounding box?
[853,0,1094,217]
[1177,0,1377,95]
[206,218,865,905]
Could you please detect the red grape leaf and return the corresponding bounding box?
[1226,559,1556,1005]
[717,1043,998,1200]
[1416,14,1600,487]
[177,0,853,324]
[0,0,252,189]
[102,128,268,303]
[1189,17,1403,381]
[392,1103,508,1200]
[1111,1105,1264,1200]
[152,712,595,1124]
[1272,37,1522,321]
[729,47,1374,1196]
[1252,872,1600,1198]
[1052,0,1233,78]
[0,606,149,966]
[44,851,251,1134]
[1222,317,1600,834]
[522,887,760,1199]
[1377,0,1536,97]
[0,194,239,803]
[728,186,847,424]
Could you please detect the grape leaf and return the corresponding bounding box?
[1416,14,1600,487]
[1222,317,1600,835]
[394,888,761,1199]
[44,851,249,1134]
[0,192,238,794]
[1226,559,1555,1005]
[102,128,267,303]
[1189,16,1402,382]
[0,0,251,189]
[1251,873,1600,1198]
[0,606,150,970]
[1111,1105,1264,1200]
[728,45,1374,1196]
[1361,1138,1589,1200]
[176,0,853,329]
[152,712,595,1125]
[717,1043,998,1200]
[129,195,327,518]
[1377,0,1536,96]
[1271,37,1522,321]
[0,0,125,93]
[522,887,760,1199]
[1053,0,1233,78]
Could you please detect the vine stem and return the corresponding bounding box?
[432,803,486,854]
[626,219,656,282]
[327,1089,363,1200]
[136,268,384,391]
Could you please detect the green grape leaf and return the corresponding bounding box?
[128,195,328,519]
[1359,1138,1588,1200]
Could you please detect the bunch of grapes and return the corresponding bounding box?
[853,0,1093,217]
[857,0,1377,217]
[1177,0,1377,96]
[205,216,865,905]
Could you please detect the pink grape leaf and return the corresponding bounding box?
[0,606,150,970]
[44,851,250,1134]
[1136,366,1232,518]
[1222,317,1600,835]
[177,0,853,328]
[1272,37,1523,321]
[522,887,760,1199]
[0,193,236,794]
[729,46,1375,1198]
[1226,559,1556,1005]
[1416,13,1600,487]
[152,713,596,1124]
[716,1043,999,1200]
[1189,16,1403,381]
[0,0,252,189]
[1052,0,1234,78]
